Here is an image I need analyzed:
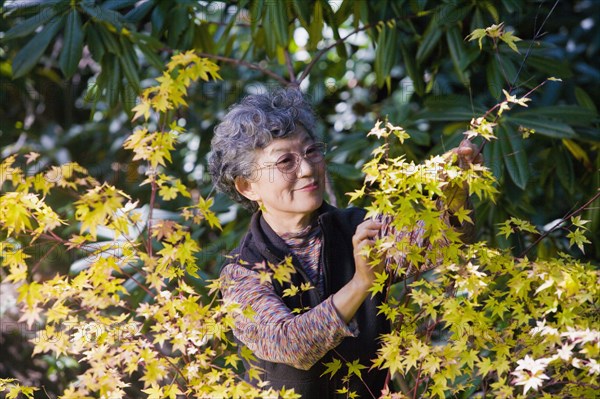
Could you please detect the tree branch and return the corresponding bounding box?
[297,22,375,84]
[284,48,297,85]
[196,52,290,85]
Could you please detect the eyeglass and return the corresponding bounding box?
[259,142,327,173]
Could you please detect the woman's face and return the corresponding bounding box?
[236,127,326,228]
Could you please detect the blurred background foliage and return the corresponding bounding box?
[1,0,599,394]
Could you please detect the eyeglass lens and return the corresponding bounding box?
[275,143,326,173]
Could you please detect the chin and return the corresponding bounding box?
[298,197,323,213]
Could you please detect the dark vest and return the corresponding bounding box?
[223,202,390,398]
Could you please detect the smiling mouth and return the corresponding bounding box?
[296,182,319,191]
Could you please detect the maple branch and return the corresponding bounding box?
[519,189,600,258]
[195,52,290,85]
[147,176,158,258]
[284,48,297,85]
[472,78,551,160]
[30,242,60,275]
[117,263,155,297]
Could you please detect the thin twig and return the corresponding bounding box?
[510,0,561,90]
[519,189,600,258]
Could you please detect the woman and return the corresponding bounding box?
[208,88,479,397]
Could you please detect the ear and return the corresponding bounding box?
[234,176,260,202]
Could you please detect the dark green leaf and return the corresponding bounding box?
[404,128,430,146]
[584,155,600,233]
[501,0,524,14]
[484,139,504,181]
[498,124,529,189]
[438,5,473,28]
[266,0,289,47]
[555,147,575,194]
[291,0,311,28]
[375,25,397,88]
[12,15,65,79]
[498,54,519,87]
[307,1,323,50]
[446,25,468,86]
[106,55,121,106]
[129,30,163,49]
[507,116,576,139]
[166,6,190,48]
[416,19,442,64]
[193,23,214,53]
[329,162,363,180]
[85,23,105,61]
[124,0,155,23]
[121,81,137,116]
[96,24,121,55]
[470,8,484,33]
[250,0,265,34]
[574,128,600,142]
[81,3,126,30]
[333,0,353,26]
[151,1,169,36]
[118,36,141,93]
[511,106,597,127]
[526,56,573,79]
[574,87,597,113]
[321,0,347,59]
[102,0,138,10]
[59,9,84,78]
[138,43,163,70]
[2,0,63,11]
[486,57,503,99]
[398,40,425,96]
[3,8,58,40]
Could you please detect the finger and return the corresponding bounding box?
[360,219,383,229]
[353,231,378,247]
[354,238,375,255]
[356,226,381,241]
[355,220,382,237]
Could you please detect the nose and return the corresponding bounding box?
[295,156,314,178]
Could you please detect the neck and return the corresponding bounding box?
[261,210,316,236]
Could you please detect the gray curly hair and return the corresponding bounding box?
[208,88,318,212]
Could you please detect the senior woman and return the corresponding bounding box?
[208,88,479,397]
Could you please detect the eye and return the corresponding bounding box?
[305,143,325,161]
[305,146,319,156]
[276,154,296,169]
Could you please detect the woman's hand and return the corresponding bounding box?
[351,219,385,290]
[444,139,484,213]
[453,138,483,169]
[332,218,384,324]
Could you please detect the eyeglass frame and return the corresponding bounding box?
[255,141,328,174]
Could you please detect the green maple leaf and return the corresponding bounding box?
[500,30,522,53]
[453,206,473,225]
[466,28,487,49]
[346,359,367,379]
[477,356,494,376]
[320,358,342,379]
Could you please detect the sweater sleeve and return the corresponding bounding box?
[220,263,358,371]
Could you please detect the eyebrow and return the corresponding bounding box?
[268,137,313,155]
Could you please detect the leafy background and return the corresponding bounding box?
[1,0,599,395]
